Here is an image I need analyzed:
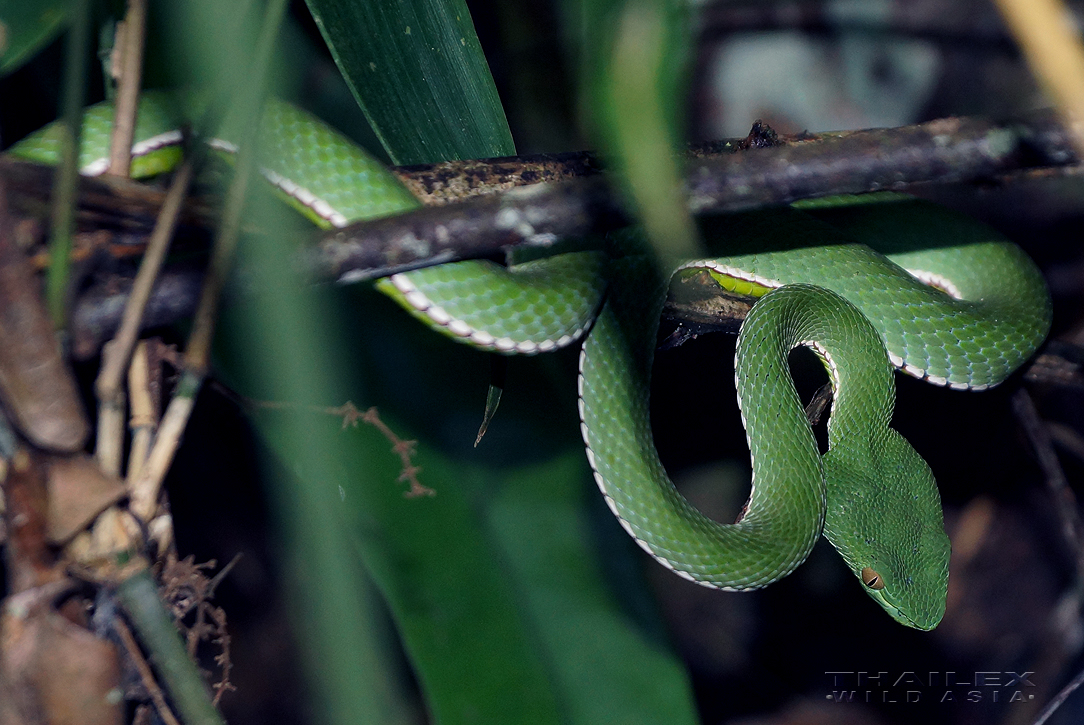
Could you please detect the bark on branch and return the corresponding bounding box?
[309,108,1077,283]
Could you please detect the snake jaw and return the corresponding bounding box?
[864,585,942,631]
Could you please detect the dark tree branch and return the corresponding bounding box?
[1,156,217,234]
[308,175,623,282]
[1,108,1075,355]
[684,111,1075,211]
[311,108,1077,283]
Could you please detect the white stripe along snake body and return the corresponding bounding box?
[11,93,1052,630]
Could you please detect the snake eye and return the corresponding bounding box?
[861,567,885,590]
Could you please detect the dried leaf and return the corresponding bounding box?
[44,454,126,546]
[0,178,88,452]
[2,449,60,593]
[1,586,123,725]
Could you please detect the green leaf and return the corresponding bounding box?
[222,192,563,723]
[256,402,700,725]
[0,0,67,75]
[226,180,417,725]
[485,452,700,723]
[302,0,516,163]
[320,415,569,724]
[256,408,566,724]
[576,0,699,263]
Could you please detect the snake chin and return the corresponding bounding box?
[864,584,943,632]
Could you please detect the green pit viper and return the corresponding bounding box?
[9,92,1052,630]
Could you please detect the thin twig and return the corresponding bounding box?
[126,340,172,553]
[94,161,192,475]
[94,162,193,452]
[206,553,242,598]
[240,395,434,497]
[208,606,234,706]
[107,0,148,178]
[804,383,833,427]
[128,0,289,520]
[95,340,126,477]
[128,370,198,522]
[1033,664,1084,725]
[113,617,182,725]
[358,405,433,498]
[1012,389,1084,581]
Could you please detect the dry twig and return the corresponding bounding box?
[106,0,148,178]
[239,394,434,498]
[93,161,193,476]
[1033,664,1084,725]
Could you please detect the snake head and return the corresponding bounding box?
[822,430,951,631]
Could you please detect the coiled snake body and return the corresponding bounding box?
[11,93,1052,630]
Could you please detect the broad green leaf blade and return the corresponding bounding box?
[0,0,67,75]
[318,404,699,724]
[303,0,515,163]
[260,408,566,724]
[227,194,417,724]
[487,453,701,724]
